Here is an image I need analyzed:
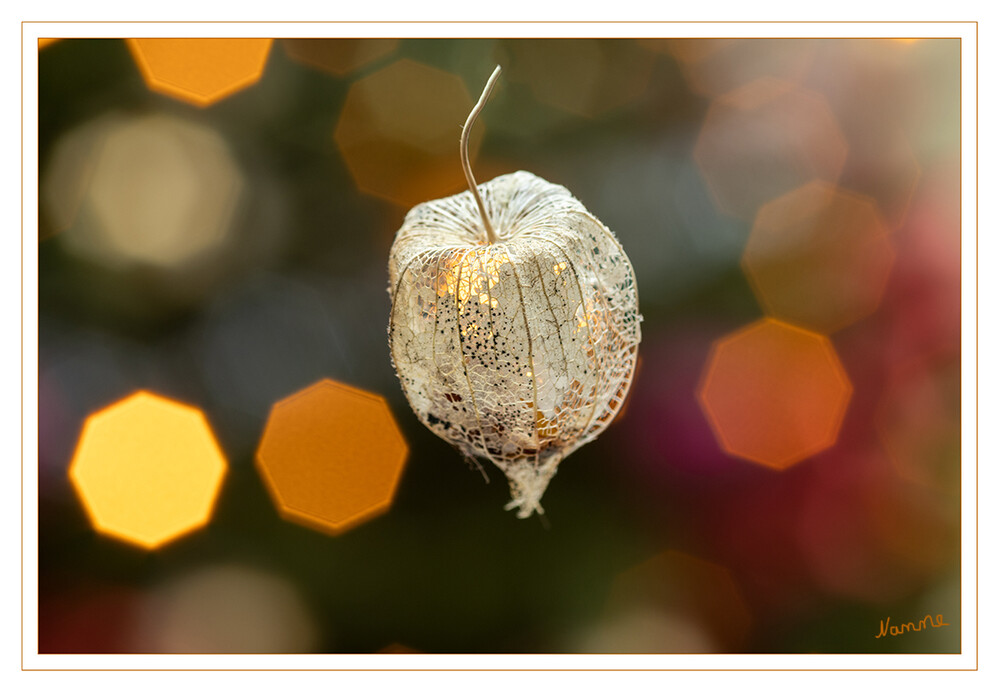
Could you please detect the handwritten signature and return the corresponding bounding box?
[876,614,950,639]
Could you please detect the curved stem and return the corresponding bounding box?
[461,65,501,244]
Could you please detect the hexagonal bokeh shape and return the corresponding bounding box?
[840,127,921,230]
[742,181,896,334]
[662,38,817,99]
[693,79,848,221]
[877,352,960,494]
[333,58,481,208]
[126,38,272,106]
[69,391,227,549]
[500,39,656,118]
[602,550,751,652]
[283,38,398,76]
[136,564,318,653]
[697,318,852,469]
[62,113,244,271]
[640,37,732,62]
[795,451,956,604]
[40,112,124,240]
[256,379,408,535]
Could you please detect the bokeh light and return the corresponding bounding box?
[697,318,852,469]
[658,38,817,98]
[256,379,408,535]
[839,127,921,231]
[334,58,481,207]
[807,39,927,144]
[742,181,896,334]
[693,78,848,221]
[40,112,122,240]
[795,452,956,604]
[133,564,318,653]
[59,112,244,271]
[880,165,961,365]
[283,38,398,76]
[641,37,730,62]
[572,608,718,654]
[126,38,273,106]
[37,37,962,655]
[599,550,751,652]
[498,39,655,118]
[807,41,940,231]
[69,391,228,549]
[877,352,960,494]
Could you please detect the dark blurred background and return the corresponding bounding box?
[37,37,961,654]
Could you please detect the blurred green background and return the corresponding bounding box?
[37,37,961,655]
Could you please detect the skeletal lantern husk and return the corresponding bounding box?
[388,170,641,518]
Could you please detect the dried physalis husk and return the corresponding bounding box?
[387,69,641,518]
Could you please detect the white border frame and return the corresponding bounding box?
[19,20,979,673]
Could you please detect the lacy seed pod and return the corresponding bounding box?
[387,68,641,518]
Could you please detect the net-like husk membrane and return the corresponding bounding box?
[388,171,641,517]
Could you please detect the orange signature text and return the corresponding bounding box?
[875,614,950,639]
